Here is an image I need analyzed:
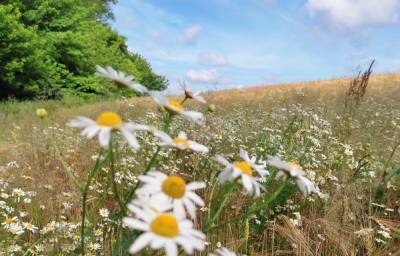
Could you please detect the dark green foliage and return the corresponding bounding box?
[0,0,167,100]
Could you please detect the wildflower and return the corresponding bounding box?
[266,156,319,197]
[183,84,206,104]
[88,242,101,251]
[210,247,237,256]
[68,112,146,149]
[214,149,268,197]
[136,171,205,219]
[23,222,38,233]
[123,204,205,256]
[99,208,110,219]
[95,65,148,94]
[154,131,208,153]
[2,216,18,229]
[149,91,205,125]
[36,108,48,119]
[8,223,25,235]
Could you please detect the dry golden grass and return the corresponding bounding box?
[0,73,399,255]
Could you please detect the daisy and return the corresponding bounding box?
[182,83,206,104]
[149,91,205,125]
[266,156,319,197]
[23,222,38,233]
[153,131,208,153]
[136,171,206,219]
[123,203,205,256]
[95,65,148,94]
[210,247,237,256]
[67,112,146,149]
[214,149,268,197]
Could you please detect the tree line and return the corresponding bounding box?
[0,0,167,100]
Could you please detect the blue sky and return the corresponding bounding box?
[111,0,400,92]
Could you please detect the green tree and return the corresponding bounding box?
[0,0,167,100]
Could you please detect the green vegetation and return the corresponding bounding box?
[0,0,167,100]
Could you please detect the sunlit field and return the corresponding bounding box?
[1,73,400,255]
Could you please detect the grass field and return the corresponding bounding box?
[0,73,400,255]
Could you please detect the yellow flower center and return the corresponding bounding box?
[5,217,13,225]
[150,214,180,237]
[288,162,302,170]
[96,112,123,128]
[234,161,253,176]
[162,176,186,198]
[173,137,189,148]
[167,100,184,111]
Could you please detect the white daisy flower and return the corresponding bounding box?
[210,247,237,256]
[266,156,319,197]
[67,111,146,149]
[154,131,208,153]
[182,84,206,104]
[214,149,268,197]
[149,91,205,125]
[136,171,206,219]
[123,204,205,256]
[95,65,148,94]
[23,222,38,233]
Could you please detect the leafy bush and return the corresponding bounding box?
[0,0,167,100]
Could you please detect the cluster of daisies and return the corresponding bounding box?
[67,66,319,256]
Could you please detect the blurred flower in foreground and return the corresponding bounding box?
[136,170,206,219]
[210,247,237,256]
[67,112,146,149]
[123,202,205,256]
[266,156,319,197]
[95,65,148,94]
[214,149,268,197]
[182,83,206,104]
[154,131,209,153]
[149,91,205,125]
[36,108,47,119]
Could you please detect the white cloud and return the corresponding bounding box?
[181,25,203,45]
[306,0,400,29]
[198,52,230,67]
[186,69,229,84]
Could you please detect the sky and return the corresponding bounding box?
[111,0,400,92]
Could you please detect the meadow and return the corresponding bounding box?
[0,72,399,255]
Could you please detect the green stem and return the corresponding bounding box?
[205,181,237,231]
[118,113,173,216]
[109,140,124,210]
[205,181,288,232]
[80,150,105,255]
[119,145,161,215]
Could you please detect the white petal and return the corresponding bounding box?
[189,142,209,153]
[165,241,178,256]
[186,192,205,206]
[130,82,149,94]
[241,175,254,194]
[122,218,149,231]
[175,237,194,254]
[183,198,197,219]
[186,182,206,190]
[129,232,154,254]
[214,155,231,167]
[218,169,233,184]
[67,116,95,128]
[81,125,100,139]
[239,149,250,162]
[173,200,186,220]
[121,127,140,149]
[98,128,111,147]
[181,111,205,125]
